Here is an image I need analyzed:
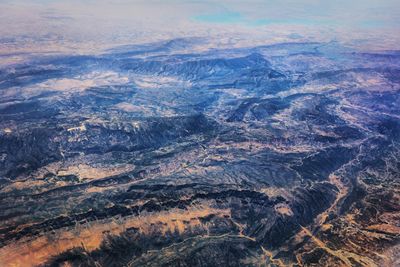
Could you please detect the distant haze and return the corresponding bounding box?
[1,0,399,52]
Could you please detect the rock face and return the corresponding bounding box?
[0,38,399,267]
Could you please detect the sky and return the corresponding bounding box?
[0,0,399,53]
